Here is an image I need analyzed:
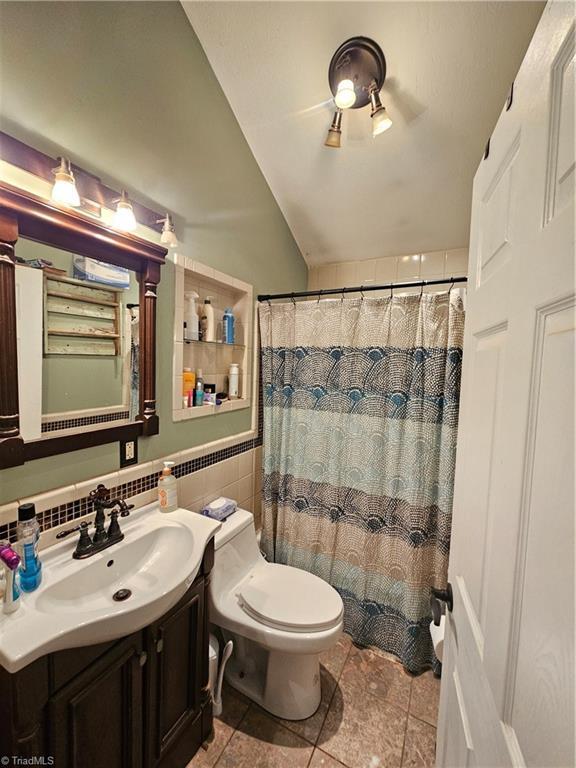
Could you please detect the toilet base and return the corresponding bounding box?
[222,632,322,720]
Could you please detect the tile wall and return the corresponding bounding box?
[0,435,263,550]
[308,248,468,294]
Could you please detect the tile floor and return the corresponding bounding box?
[188,634,440,768]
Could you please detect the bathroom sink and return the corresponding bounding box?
[0,504,220,673]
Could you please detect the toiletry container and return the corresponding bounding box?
[228,364,240,400]
[158,461,178,512]
[183,368,196,404]
[17,503,42,592]
[195,369,205,406]
[0,543,21,614]
[223,309,235,344]
[184,292,200,341]
[201,298,215,342]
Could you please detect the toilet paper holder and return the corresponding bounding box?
[430,583,453,626]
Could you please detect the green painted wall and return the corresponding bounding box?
[0,1,307,504]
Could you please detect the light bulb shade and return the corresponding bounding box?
[371,106,393,136]
[334,79,356,109]
[369,86,392,136]
[114,191,137,231]
[159,214,179,247]
[324,109,343,148]
[51,158,80,207]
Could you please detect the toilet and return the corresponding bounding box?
[209,509,344,720]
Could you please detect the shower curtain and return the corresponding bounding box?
[259,292,464,673]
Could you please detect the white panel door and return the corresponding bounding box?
[436,2,575,767]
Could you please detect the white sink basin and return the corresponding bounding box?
[0,504,221,673]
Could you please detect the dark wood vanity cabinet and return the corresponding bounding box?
[0,542,214,768]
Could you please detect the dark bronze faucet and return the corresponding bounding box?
[56,484,134,559]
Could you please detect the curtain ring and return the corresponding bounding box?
[317,289,323,304]
[389,282,393,299]
[341,287,346,303]
[449,276,455,292]
[360,285,365,301]
[291,293,296,307]
[267,298,271,307]
[420,280,426,297]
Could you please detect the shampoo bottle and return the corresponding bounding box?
[16,503,42,592]
[201,298,215,342]
[184,292,200,341]
[158,461,178,513]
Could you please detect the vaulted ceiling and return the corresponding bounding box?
[183,1,544,265]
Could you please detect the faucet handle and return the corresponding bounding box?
[56,521,90,540]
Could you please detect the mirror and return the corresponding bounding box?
[15,239,140,440]
[0,174,167,469]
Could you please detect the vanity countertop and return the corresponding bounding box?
[0,503,220,673]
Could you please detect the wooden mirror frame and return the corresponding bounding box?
[0,181,167,469]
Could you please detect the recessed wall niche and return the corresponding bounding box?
[172,259,254,423]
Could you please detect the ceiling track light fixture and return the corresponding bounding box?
[113,190,137,232]
[157,213,179,248]
[51,156,81,207]
[325,36,392,148]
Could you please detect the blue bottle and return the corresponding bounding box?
[223,309,235,344]
[17,503,42,592]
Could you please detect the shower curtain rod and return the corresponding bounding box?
[257,275,468,302]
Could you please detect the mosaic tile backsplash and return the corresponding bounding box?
[0,435,262,544]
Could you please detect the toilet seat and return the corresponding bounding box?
[237,563,343,633]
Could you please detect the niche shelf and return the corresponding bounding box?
[172,259,253,422]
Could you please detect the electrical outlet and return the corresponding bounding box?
[120,437,138,467]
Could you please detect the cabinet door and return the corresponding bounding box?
[146,578,206,767]
[48,634,144,768]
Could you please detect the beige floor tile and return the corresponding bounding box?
[401,716,436,767]
[409,672,440,727]
[187,684,250,768]
[309,748,348,767]
[216,706,314,767]
[318,678,407,768]
[341,645,412,712]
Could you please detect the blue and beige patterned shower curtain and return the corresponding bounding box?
[259,293,464,673]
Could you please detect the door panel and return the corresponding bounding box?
[437,3,575,767]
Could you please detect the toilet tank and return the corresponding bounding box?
[211,509,263,596]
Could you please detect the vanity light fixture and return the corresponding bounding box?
[51,157,81,207]
[113,190,137,232]
[325,36,392,148]
[157,213,178,248]
[324,109,343,149]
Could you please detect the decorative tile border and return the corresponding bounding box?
[0,434,262,544]
[41,410,130,434]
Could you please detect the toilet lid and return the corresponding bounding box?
[237,563,343,632]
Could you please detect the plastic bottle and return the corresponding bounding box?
[158,461,178,513]
[194,369,205,406]
[183,368,196,405]
[201,298,215,342]
[184,292,200,341]
[228,364,240,400]
[16,503,42,592]
[223,309,235,344]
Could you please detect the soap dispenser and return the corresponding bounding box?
[158,461,178,513]
[0,543,21,614]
